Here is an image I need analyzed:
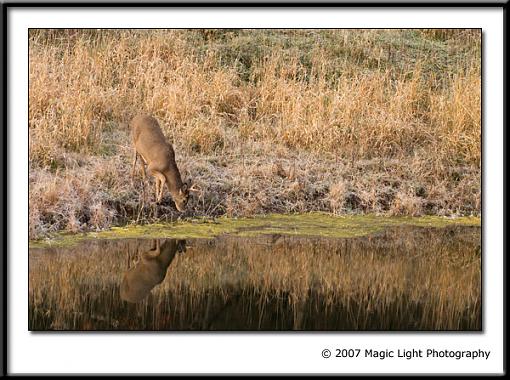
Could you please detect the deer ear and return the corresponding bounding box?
[181,182,188,193]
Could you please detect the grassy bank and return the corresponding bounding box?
[29,29,481,239]
[28,212,481,249]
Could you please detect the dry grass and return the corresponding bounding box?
[29,29,481,239]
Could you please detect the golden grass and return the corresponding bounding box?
[29,29,481,238]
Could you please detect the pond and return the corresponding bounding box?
[29,217,481,331]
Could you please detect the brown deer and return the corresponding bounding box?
[120,239,186,303]
[131,115,196,212]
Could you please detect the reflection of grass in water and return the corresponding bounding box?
[29,226,481,330]
[29,212,481,248]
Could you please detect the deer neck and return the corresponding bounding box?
[158,240,179,266]
[163,164,184,194]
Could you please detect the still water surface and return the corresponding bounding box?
[29,225,481,331]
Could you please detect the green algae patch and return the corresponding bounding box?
[29,213,480,249]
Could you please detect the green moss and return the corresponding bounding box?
[29,212,480,249]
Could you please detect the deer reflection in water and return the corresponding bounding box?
[120,239,186,303]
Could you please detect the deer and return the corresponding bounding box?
[130,114,198,212]
[120,239,187,303]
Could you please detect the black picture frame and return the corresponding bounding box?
[2,0,506,376]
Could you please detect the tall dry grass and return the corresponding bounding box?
[29,29,481,238]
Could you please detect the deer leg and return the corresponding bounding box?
[148,167,166,203]
[133,151,147,223]
[154,177,160,203]
[136,157,148,219]
[140,160,147,182]
[158,175,167,202]
[145,167,157,218]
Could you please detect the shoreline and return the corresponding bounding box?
[29,212,481,249]
[29,142,481,241]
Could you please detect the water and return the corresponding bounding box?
[29,225,481,331]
